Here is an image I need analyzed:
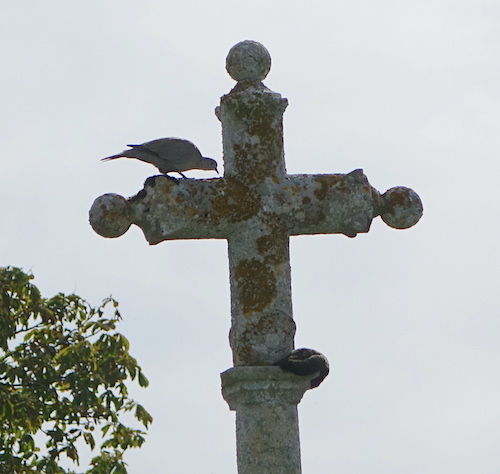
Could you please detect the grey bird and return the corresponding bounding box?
[101,137,218,178]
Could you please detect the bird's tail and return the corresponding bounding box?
[101,154,124,161]
[101,145,140,161]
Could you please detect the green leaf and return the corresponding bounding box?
[101,423,112,437]
[119,335,130,351]
[84,431,96,450]
[137,371,149,388]
[135,404,153,428]
[66,444,78,461]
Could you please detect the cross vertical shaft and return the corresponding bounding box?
[218,57,294,366]
[218,41,305,473]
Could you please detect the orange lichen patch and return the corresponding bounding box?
[211,177,261,223]
[234,344,254,365]
[383,187,412,208]
[256,233,281,257]
[313,176,330,201]
[224,90,286,129]
[313,174,348,201]
[255,226,289,265]
[221,90,287,182]
[230,142,282,183]
[183,206,200,219]
[234,258,277,314]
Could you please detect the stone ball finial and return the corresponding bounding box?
[89,193,134,238]
[380,187,423,229]
[226,40,271,82]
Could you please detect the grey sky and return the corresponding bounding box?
[2,1,499,472]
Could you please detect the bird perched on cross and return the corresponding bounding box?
[102,137,218,179]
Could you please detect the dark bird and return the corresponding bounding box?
[277,348,330,389]
[101,137,218,178]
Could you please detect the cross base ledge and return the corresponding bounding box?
[221,366,313,410]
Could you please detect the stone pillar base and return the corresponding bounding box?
[221,366,313,474]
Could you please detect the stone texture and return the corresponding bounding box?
[89,193,133,238]
[221,367,311,474]
[381,186,424,229]
[226,40,272,82]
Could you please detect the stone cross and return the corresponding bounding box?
[89,40,423,474]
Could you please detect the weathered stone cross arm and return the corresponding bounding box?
[89,169,420,244]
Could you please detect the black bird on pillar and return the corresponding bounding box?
[277,348,330,389]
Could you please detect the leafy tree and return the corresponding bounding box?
[0,266,152,473]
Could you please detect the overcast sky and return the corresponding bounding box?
[2,1,499,472]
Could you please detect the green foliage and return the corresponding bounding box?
[0,267,152,473]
